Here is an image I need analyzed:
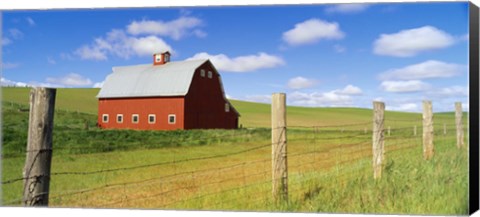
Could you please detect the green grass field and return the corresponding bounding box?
[1,87,99,114]
[1,87,470,215]
[0,87,463,128]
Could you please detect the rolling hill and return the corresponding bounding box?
[1,87,461,128]
[1,87,468,214]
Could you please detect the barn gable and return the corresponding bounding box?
[97,59,208,98]
[97,56,240,130]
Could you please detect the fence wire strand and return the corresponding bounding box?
[2,113,467,209]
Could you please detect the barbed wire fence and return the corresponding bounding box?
[1,92,467,210]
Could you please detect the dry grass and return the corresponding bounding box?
[1,87,469,214]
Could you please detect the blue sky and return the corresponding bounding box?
[1,2,470,112]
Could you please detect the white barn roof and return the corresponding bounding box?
[97,59,208,98]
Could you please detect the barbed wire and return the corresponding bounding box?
[47,157,272,201]
[54,144,268,176]
[161,179,272,208]
[99,172,272,208]
[2,116,466,209]
[3,100,95,115]
[2,142,271,184]
[386,118,422,122]
[304,132,370,141]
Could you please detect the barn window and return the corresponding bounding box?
[225,103,230,112]
[148,114,156,124]
[200,69,205,77]
[164,53,170,62]
[102,114,109,123]
[132,114,139,124]
[117,114,123,123]
[168,114,176,124]
[208,71,213,78]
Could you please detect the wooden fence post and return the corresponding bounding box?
[23,87,56,206]
[414,125,417,137]
[388,126,391,136]
[272,93,288,203]
[423,101,434,160]
[443,123,447,135]
[372,101,385,179]
[455,102,464,148]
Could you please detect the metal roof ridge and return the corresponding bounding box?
[112,58,208,70]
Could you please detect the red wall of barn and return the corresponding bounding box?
[184,61,238,129]
[97,97,185,130]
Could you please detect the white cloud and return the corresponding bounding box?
[374,95,468,113]
[266,84,364,107]
[9,28,24,40]
[2,37,12,46]
[386,103,418,112]
[378,60,464,80]
[75,45,108,61]
[46,73,92,87]
[333,44,346,53]
[289,90,354,107]
[373,26,455,57]
[373,96,423,112]
[282,19,344,46]
[26,81,64,88]
[1,77,28,87]
[438,86,468,96]
[93,81,104,88]
[75,29,173,60]
[383,99,467,113]
[380,80,430,93]
[428,86,468,98]
[2,29,24,46]
[334,84,363,95]
[325,4,370,13]
[126,17,204,40]
[47,57,56,65]
[1,62,20,69]
[245,95,271,104]
[287,76,318,89]
[193,29,207,38]
[0,77,68,88]
[460,33,468,41]
[26,17,35,26]
[129,36,173,56]
[186,52,284,72]
[74,16,205,61]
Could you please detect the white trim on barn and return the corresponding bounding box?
[97,59,240,117]
[102,114,109,123]
[148,114,156,124]
[168,114,176,124]
[132,114,139,124]
[117,114,123,123]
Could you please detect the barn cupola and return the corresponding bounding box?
[153,51,171,66]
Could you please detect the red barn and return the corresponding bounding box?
[97,51,240,130]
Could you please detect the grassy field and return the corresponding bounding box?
[1,87,470,215]
[2,87,99,114]
[0,87,463,128]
